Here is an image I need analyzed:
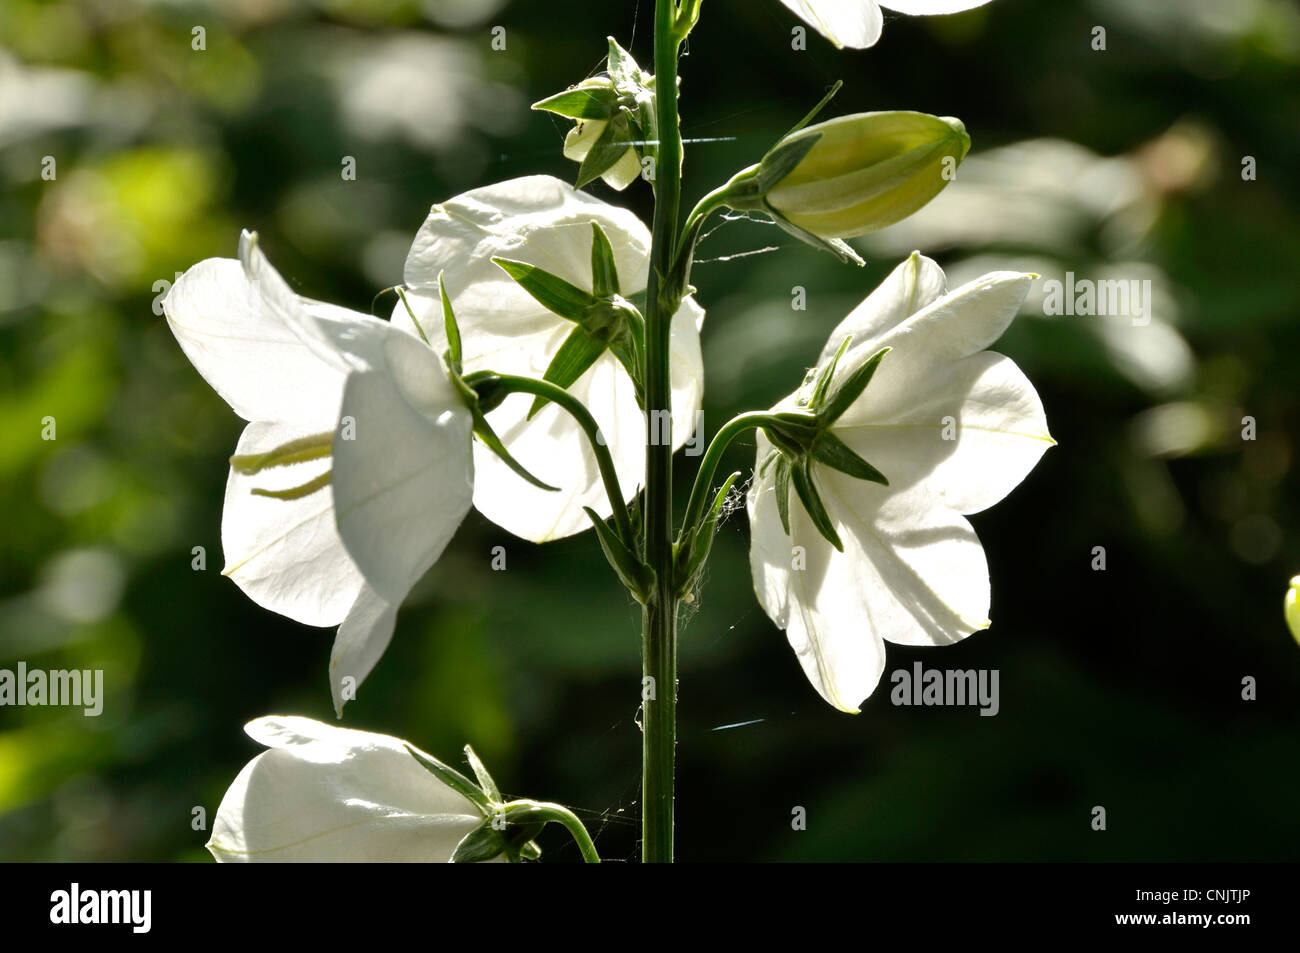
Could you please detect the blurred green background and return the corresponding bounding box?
[2,0,1298,862]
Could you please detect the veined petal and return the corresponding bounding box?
[207,716,488,863]
[330,585,399,717]
[164,258,344,429]
[779,0,884,49]
[331,332,474,605]
[403,175,651,296]
[237,230,399,376]
[834,269,1034,422]
[819,464,992,648]
[833,351,1054,514]
[879,0,995,14]
[747,433,794,629]
[221,421,365,628]
[817,252,947,367]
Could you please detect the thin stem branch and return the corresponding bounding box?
[675,411,774,548]
[467,372,635,547]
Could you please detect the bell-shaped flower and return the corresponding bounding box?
[747,253,1053,712]
[780,0,996,50]
[206,716,499,862]
[164,232,474,714]
[396,174,705,542]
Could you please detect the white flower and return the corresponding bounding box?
[207,716,495,863]
[396,175,705,542]
[780,0,996,50]
[747,253,1053,712]
[164,232,474,715]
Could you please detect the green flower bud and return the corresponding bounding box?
[1286,576,1300,646]
[766,111,970,239]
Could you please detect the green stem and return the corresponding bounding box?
[466,371,635,547]
[641,0,686,864]
[505,800,602,864]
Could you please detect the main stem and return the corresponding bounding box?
[641,0,683,864]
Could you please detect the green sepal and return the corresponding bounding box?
[784,80,843,138]
[755,133,822,194]
[492,257,600,319]
[590,222,621,297]
[605,36,640,85]
[405,745,493,817]
[774,455,792,536]
[395,286,431,347]
[463,744,501,804]
[439,273,463,370]
[584,505,654,603]
[532,85,618,120]
[808,336,853,410]
[575,111,636,188]
[527,325,606,420]
[473,412,560,492]
[811,430,889,486]
[451,822,510,864]
[675,470,741,595]
[790,455,843,552]
[766,204,866,266]
[820,346,890,425]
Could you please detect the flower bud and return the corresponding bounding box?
[733,111,970,245]
[1286,576,1300,646]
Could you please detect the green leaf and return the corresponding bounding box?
[606,36,639,83]
[821,346,891,425]
[584,506,654,602]
[405,745,493,816]
[809,335,853,410]
[463,745,501,803]
[590,222,621,297]
[452,822,509,864]
[532,85,617,120]
[527,326,606,420]
[493,257,599,320]
[790,456,843,552]
[811,431,888,486]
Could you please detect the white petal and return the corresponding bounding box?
[331,333,474,605]
[747,434,793,629]
[403,175,651,297]
[237,230,399,376]
[221,421,365,627]
[329,585,399,717]
[833,351,1054,514]
[779,0,883,49]
[817,251,947,366]
[819,465,992,648]
[833,269,1035,422]
[207,716,487,863]
[879,0,995,14]
[164,258,345,428]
